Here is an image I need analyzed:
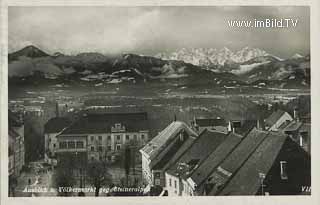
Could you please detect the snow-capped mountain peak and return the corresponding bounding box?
[155,47,274,66]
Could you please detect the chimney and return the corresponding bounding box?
[55,101,59,117]
[256,118,265,130]
[294,108,299,122]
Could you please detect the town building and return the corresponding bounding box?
[163,128,310,196]
[44,117,71,158]
[56,112,149,164]
[140,121,198,187]
[165,129,228,196]
[264,110,293,131]
[8,110,25,196]
[8,110,25,177]
[190,117,228,134]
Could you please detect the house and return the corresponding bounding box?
[216,131,310,195]
[265,110,293,131]
[56,112,149,165]
[44,117,71,158]
[191,117,228,134]
[8,110,25,196]
[165,129,228,196]
[140,121,197,187]
[282,120,311,154]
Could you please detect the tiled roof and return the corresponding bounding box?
[207,128,268,195]
[265,110,289,127]
[60,112,149,135]
[44,117,71,133]
[140,121,197,160]
[189,132,243,186]
[166,130,228,178]
[195,118,227,127]
[218,132,287,195]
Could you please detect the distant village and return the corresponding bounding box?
[8,96,311,196]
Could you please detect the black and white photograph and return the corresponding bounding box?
[5,5,312,198]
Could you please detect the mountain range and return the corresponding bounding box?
[8,45,310,89]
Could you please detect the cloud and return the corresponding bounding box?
[9,6,309,58]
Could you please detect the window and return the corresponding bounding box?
[76,141,84,148]
[107,135,111,140]
[91,146,95,152]
[116,135,121,140]
[98,146,103,152]
[90,136,94,141]
[134,135,137,140]
[91,156,94,161]
[98,136,102,141]
[59,142,67,149]
[53,143,56,148]
[126,135,129,140]
[115,123,121,128]
[299,136,304,147]
[116,145,121,150]
[174,180,177,188]
[107,146,112,151]
[68,141,75,149]
[154,172,160,178]
[280,161,288,180]
[169,178,172,187]
[141,134,145,140]
[48,138,51,142]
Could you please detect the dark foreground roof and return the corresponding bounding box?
[61,112,148,135]
[218,132,287,195]
[45,117,71,133]
[190,132,243,186]
[166,130,228,178]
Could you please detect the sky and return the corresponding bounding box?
[9,6,310,58]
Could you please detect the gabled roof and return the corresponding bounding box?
[60,112,148,135]
[265,110,291,127]
[218,132,287,195]
[195,118,227,127]
[44,117,71,133]
[283,120,303,132]
[140,121,197,160]
[207,128,268,195]
[152,135,196,170]
[166,130,228,178]
[189,132,243,186]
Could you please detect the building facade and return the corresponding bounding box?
[56,112,149,164]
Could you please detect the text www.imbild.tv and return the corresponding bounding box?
[228,18,298,28]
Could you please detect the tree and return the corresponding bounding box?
[53,166,75,196]
[87,160,112,196]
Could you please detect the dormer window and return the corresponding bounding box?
[280,161,288,180]
[115,123,121,129]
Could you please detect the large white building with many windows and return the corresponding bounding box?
[56,112,149,164]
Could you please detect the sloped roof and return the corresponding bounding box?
[283,120,303,132]
[195,118,227,127]
[207,128,268,195]
[299,123,310,133]
[152,135,196,170]
[189,132,243,186]
[44,117,71,133]
[60,112,148,135]
[166,130,228,178]
[140,121,197,160]
[218,132,287,195]
[265,110,290,127]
